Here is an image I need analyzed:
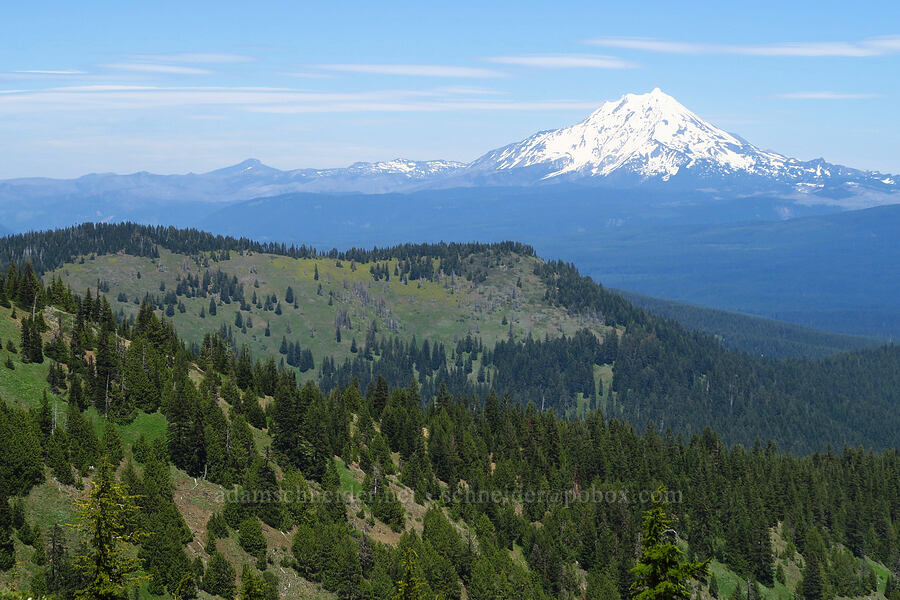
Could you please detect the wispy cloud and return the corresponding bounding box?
[588,35,900,57]
[14,69,86,75]
[436,86,504,96]
[0,69,88,80]
[487,54,637,69]
[314,64,502,78]
[128,52,252,64]
[55,85,159,92]
[285,72,338,79]
[105,63,214,75]
[250,100,602,114]
[777,91,882,99]
[0,85,597,114]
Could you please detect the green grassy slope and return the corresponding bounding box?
[49,249,608,378]
[0,308,60,410]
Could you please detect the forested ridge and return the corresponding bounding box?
[614,287,880,359]
[0,259,898,600]
[0,222,533,277]
[3,223,900,455]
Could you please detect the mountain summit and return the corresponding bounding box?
[468,88,894,190]
[471,88,780,181]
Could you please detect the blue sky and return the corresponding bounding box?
[2,0,899,178]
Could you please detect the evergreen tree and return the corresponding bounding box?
[799,554,827,600]
[66,401,99,475]
[466,556,496,600]
[141,518,192,596]
[209,298,217,316]
[393,547,424,600]
[20,316,44,363]
[48,523,76,600]
[748,514,774,585]
[16,261,42,311]
[48,428,75,485]
[587,566,621,600]
[238,516,267,558]
[365,468,404,532]
[291,524,318,580]
[0,399,44,494]
[0,490,14,571]
[101,419,124,465]
[203,551,236,600]
[885,575,900,600]
[630,487,709,600]
[71,458,147,600]
[238,566,274,600]
[321,526,363,598]
[32,527,47,565]
[172,571,198,600]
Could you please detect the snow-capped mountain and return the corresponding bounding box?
[203,158,467,194]
[467,88,898,195]
[471,88,779,180]
[282,159,467,193]
[0,88,897,234]
[320,159,466,178]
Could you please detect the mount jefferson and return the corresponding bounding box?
[0,88,897,234]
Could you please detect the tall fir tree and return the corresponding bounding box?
[0,490,14,571]
[71,458,147,600]
[630,487,709,600]
[101,419,124,465]
[238,566,273,600]
[47,523,76,599]
[202,551,236,600]
[799,554,827,600]
[393,547,424,600]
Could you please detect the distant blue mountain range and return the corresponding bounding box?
[1,89,897,234]
[1,89,898,338]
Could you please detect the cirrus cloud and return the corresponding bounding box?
[588,35,900,58]
[487,54,637,69]
[105,63,214,75]
[313,64,502,78]
[777,91,882,99]
[127,52,253,64]
[14,69,86,75]
[0,84,599,115]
